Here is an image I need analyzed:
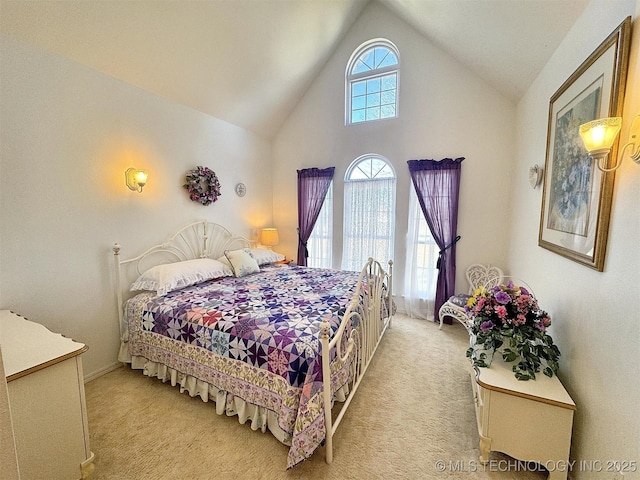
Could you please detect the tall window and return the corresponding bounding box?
[297,167,335,266]
[342,155,396,272]
[404,189,439,319]
[307,182,333,269]
[346,39,399,125]
[407,158,464,320]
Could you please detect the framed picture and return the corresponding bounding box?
[539,17,631,271]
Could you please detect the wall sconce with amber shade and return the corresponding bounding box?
[579,115,640,172]
[260,228,279,250]
[125,168,148,193]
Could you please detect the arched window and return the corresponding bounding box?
[342,155,396,271]
[346,39,399,125]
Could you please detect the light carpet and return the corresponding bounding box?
[85,314,548,479]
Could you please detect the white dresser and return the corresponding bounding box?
[0,310,94,479]
[472,358,575,480]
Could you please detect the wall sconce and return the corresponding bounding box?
[579,114,640,172]
[260,228,279,250]
[125,168,148,193]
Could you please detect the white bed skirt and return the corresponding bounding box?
[120,342,349,448]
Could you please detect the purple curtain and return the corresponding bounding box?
[297,167,335,266]
[407,157,464,323]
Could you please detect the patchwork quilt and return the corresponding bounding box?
[125,264,367,468]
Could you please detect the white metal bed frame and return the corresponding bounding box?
[113,220,393,465]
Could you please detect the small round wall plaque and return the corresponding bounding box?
[235,183,246,197]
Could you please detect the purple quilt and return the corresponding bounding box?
[125,264,365,468]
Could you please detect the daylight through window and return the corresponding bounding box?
[307,181,333,269]
[346,39,399,125]
[342,155,396,271]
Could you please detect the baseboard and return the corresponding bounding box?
[84,362,122,383]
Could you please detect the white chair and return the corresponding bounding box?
[438,264,504,330]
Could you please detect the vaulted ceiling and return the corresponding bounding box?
[1,0,588,139]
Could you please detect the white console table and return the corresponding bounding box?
[0,310,94,479]
[472,358,575,480]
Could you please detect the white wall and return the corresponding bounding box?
[510,1,639,477]
[0,35,274,379]
[272,1,517,301]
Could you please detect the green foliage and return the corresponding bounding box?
[465,282,561,381]
[468,322,561,381]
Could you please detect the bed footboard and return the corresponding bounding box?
[320,257,393,464]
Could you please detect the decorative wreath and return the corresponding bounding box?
[183,166,221,206]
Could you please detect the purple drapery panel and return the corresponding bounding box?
[297,167,335,266]
[407,157,464,323]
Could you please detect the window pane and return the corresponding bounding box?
[351,109,366,123]
[379,52,398,68]
[404,188,438,317]
[352,81,366,96]
[376,165,394,178]
[381,74,396,90]
[346,156,396,180]
[366,78,381,93]
[381,90,395,105]
[358,50,374,70]
[349,167,369,180]
[366,93,381,107]
[352,96,366,110]
[352,59,370,74]
[380,105,396,118]
[308,183,333,269]
[366,107,380,121]
[373,47,387,68]
[357,160,372,178]
[371,158,386,175]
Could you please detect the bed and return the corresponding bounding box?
[113,221,393,468]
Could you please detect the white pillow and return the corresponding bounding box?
[130,258,233,296]
[216,254,232,269]
[250,248,285,266]
[224,248,260,278]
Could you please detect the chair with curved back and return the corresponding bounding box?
[438,264,504,330]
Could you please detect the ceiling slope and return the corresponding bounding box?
[380,0,589,101]
[0,0,368,139]
[1,0,588,139]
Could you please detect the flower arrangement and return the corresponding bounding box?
[465,281,560,381]
[183,166,221,206]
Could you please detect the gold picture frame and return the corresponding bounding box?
[539,17,631,271]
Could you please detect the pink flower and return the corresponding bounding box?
[495,305,507,319]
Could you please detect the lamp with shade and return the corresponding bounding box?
[260,228,279,250]
[579,114,640,172]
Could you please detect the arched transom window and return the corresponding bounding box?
[346,39,399,125]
